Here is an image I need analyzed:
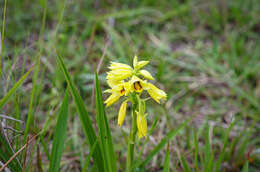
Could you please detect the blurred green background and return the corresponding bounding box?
[0,0,259,171]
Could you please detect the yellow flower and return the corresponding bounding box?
[106,56,154,86]
[129,76,166,103]
[138,69,154,80]
[106,62,133,82]
[133,55,149,70]
[118,100,128,126]
[104,92,121,107]
[106,79,123,89]
[130,76,147,93]
[144,83,167,103]
[104,82,130,106]
[137,113,147,138]
[109,62,133,71]
[106,70,132,83]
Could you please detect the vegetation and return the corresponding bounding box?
[0,0,259,171]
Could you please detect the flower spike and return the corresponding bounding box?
[104,55,167,139]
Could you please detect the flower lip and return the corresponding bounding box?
[134,81,142,91]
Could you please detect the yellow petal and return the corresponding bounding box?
[133,55,138,68]
[106,78,122,88]
[106,69,133,81]
[103,89,112,93]
[135,61,149,70]
[145,83,167,103]
[123,81,131,96]
[118,100,128,126]
[139,70,154,80]
[104,93,121,107]
[109,62,132,70]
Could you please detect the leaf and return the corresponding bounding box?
[49,89,69,172]
[0,132,21,172]
[193,128,199,172]
[180,155,191,172]
[203,122,211,171]
[95,70,117,172]
[215,121,235,172]
[163,143,170,172]
[24,56,41,144]
[241,160,248,172]
[56,50,105,172]
[82,139,98,172]
[0,67,33,109]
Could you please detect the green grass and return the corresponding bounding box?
[0,0,260,171]
[49,89,69,172]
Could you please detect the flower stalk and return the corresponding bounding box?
[126,93,138,172]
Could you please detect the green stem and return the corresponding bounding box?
[126,94,138,172]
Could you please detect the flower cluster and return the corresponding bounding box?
[104,56,167,138]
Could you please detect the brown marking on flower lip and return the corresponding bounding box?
[134,81,142,91]
[120,88,125,95]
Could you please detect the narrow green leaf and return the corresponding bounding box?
[95,70,117,172]
[215,121,235,172]
[203,122,211,171]
[49,90,69,172]
[56,50,105,172]
[193,128,199,172]
[39,135,50,161]
[180,155,191,172]
[24,56,40,143]
[163,143,170,172]
[206,151,215,172]
[241,160,248,172]
[0,132,21,171]
[0,0,7,75]
[82,139,98,172]
[140,116,193,167]
[0,67,33,109]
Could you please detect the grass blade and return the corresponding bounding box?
[0,0,7,75]
[241,160,248,172]
[95,70,117,172]
[24,56,40,143]
[203,122,211,171]
[49,89,69,172]
[139,116,193,168]
[193,128,199,172]
[215,120,235,172]
[0,67,33,109]
[180,154,191,172]
[163,143,170,172]
[0,133,21,172]
[56,50,105,172]
[82,139,98,172]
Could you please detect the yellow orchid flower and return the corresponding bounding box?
[129,76,147,93]
[144,83,167,104]
[129,76,166,103]
[138,69,154,80]
[118,100,128,126]
[133,55,149,70]
[106,70,133,82]
[104,82,130,106]
[106,56,154,86]
[106,62,133,86]
[104,55,167,142]
[136,113,147,138]
[104,93,121,107]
